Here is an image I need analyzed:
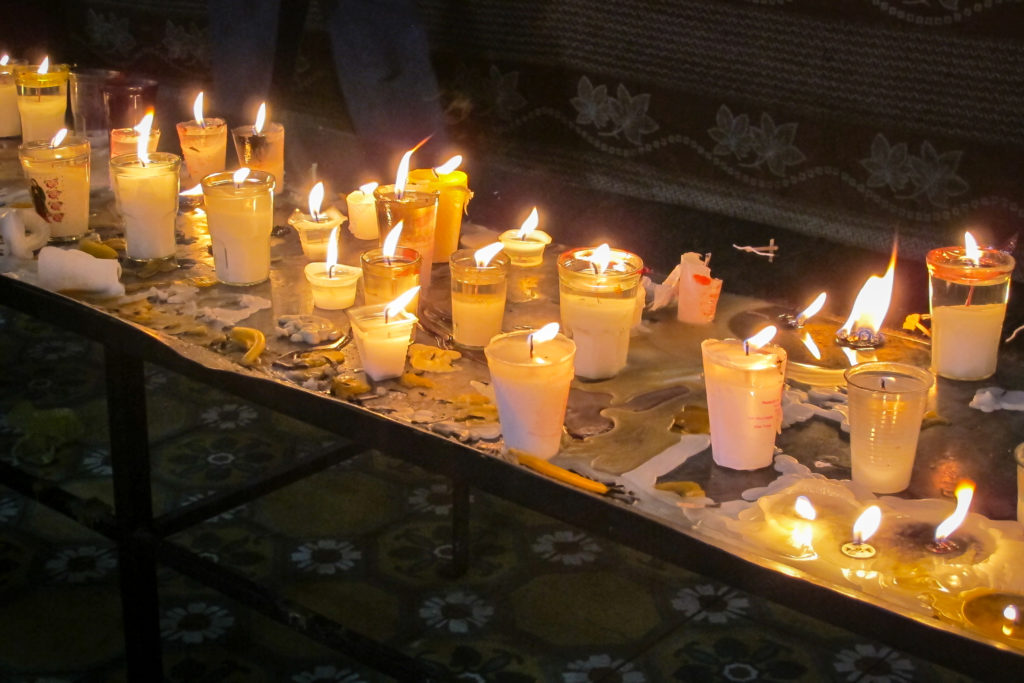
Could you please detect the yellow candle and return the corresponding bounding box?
[406,166,471,263]
[373,185,438,290]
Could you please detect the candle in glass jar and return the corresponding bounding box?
[231,102,285,188]
[176,92,227,187]
[348,287,420,381]
[110,152,181,263]
[450,243,509,348]
[201,168,275,285]
[289,181,345,261]
[374,185,438,290]
[927,233,1015,380]
[19,131,91,242]
[498,207,552,267]
[360,245,421,313]
[406,155,471,263]
[15,59,69,143]
[0,56,23,138]
[701,328,787,470]
[346,181,379,240]
[557,245,643,379]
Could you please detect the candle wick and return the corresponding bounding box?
[384,309,390,325]
[529,334,535,359]
[881,378,887,390]
[965,285,975,307]
[327,264,336,279]
[743,341,750,356]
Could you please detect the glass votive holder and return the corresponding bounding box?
[373,185,438,290]
[288,206,345,261]
[449,247,510,348]
[485,329,576,459]
[232,121,285,189]
[15,62,70,143]
[110,126,161,158]
[101,76,158,129]
[175,117,227,188]
[926,245,1015,381]
[360,245,421,312]
[557,247,643,380]
[201,169,275,285]
[348,302,418,381]
[406,167,471,263]
[499,229,552,267]
[70,68,121,143]
[844,361,934,494]
[0,58,26,138]
[701,338,788,470]
[110,152,181,264]
[18,136,91,243]
[304,263,360,310]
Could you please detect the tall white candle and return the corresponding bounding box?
[110,152,181,261]
[346,182,379,240]
[201,168,275,285]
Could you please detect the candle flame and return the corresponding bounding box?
[839,243,897,338]
[133,109,155,164]
[382,222,403,258]
[358,181,379,194]
[394,136,430,198]
[1005,605,1019,622]
[798,292,827,322]
[48,128,67,148]
[744,325,778,353]
[0,55,9,66]
[325,226,339,269]
[474,242,504,267]
[791,525,814,553]
[308,181,325,221]
[179,183,203,197]
[801,332,821,360]
[934,480,975,543]
[233,167,251,186]
[586,243,612,275]
[38,57,49,74]
[192,91,205,127]
[528,322,560,357]
[434,155,462,175]
[964,231,981,265]
[254,102,266,135]
[385,286,420,320]
[516,207,540,239]
[794,495,816,520]
[852,505,882,544]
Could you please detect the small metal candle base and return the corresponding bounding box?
[927,537,963,556]
[897,522,970,559]
[840,541,876,559]
[835,327,885,349]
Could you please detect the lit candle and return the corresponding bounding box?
[449,242,509,348]
[175,91,228,187]
[109,111,182,263]
[836,245,896,348]
[929,479,975,554]
[360,222,422,312]
[110,124,161,158]
[498,207,552,267]
[406,154,472,263]
[345,181,379,240]
[485,323,576,459]
[840,505,882,559]
[348,286,421,381]
[0,55,23,138]
[288,181,345,260]
[844,361,933,494]
[14,58,69,142]
[927,232,1015,380]
[200,167,276,285]
[374,143,439,290]
[701,326,787,470]
[231,102,285,188]
[18,128,91,242]
[677,252,723,324]
[557,244,644,379]
[303,226,361,309]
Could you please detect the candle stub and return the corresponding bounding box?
[840,541,876,559]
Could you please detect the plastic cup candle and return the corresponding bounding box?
[374,143,439,290]
[677,252,723,324]
[450,242,510,348]
[0,55,24,138]
[175,91,227,187]
[557,244,643,379]
[406,154,472,263]
[485,323,576,459]
[349,287,420,381]
[201,167,275,285]
[232,101,285,188]
[844,361,933,494]
[109,111,181,263]
[288,181,345,260]
[701,326,788,470]
[499,207,552,267]
[360,222,422,312]
[18,129,91,242]
[15,58,69,143]
[346,181,379,240]
[927,232,1015,380]
[304,226,360,309]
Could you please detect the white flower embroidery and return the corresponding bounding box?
[418,590,494,633]
[563,653,646,682]
[532,529,601,566]
[200,404,260,430]
[160,602,235,644]
[291,664,366,682]
[44,545,117,583]
[290,539,362,575]
[833,644,915,682]
[671,584,750,623]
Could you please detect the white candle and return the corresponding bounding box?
[449,244,509,348]
[289,182,345,261]
[348,291,419,381]
[110,153,181,262]
[485,325,576,459]
[18,133,91,242]
[0,57,21,138]
[557,245,643,379]
[701,332,787,470]
[201,168,275,285]
[15,60,69,143]
[110,127,161,158]
[346,182,379,240]
[844,362,933,493]
[304,263,360,309]
[678,252,722,324]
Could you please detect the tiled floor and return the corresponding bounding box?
[0,306,980,681]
